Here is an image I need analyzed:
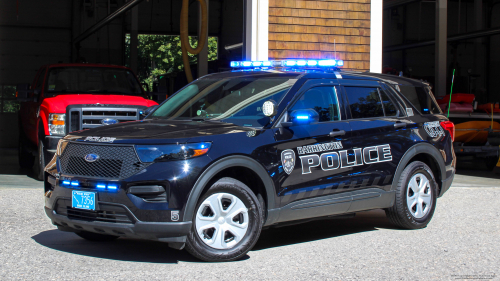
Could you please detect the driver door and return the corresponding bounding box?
[274,80,352,210]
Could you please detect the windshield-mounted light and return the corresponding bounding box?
[135,142,212,162]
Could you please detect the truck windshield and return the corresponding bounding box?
[45,67,143,96]
[150,77,297,127]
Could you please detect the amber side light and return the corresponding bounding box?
[192,148,209,157]
[50,120,65,125]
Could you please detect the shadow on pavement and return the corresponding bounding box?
[253,209,395,250]
[31,230,202,264]
[32,210,393,262]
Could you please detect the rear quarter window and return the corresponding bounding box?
[398,85,442,114]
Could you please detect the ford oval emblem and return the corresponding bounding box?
[101,118,119,125]
[84,154,100,163]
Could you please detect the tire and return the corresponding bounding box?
[385,161,438,229]
[76,231,119,242]
[34,140,45,181]
[185,177,263,262]
[18,134,35,169]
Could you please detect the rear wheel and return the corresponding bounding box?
[385,161,438,229]
[76,231,119,242]
[185,177,263,262]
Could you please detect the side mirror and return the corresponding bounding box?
[16,83,36,102]
[140,105,159,119]
[283,109,319,127]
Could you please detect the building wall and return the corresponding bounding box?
[268,0,371,71]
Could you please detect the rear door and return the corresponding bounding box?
[338,80,413,200]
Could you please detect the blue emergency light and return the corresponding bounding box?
[230,59,344,69]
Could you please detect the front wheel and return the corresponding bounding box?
[385,161,438,229]
[185,177,263,262]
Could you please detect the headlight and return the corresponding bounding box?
[49,114,66,136]
[135,142,212,162]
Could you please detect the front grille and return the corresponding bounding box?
[54,199,133,224]
[67,106,141,133]
[59,142,151,179]
[66,208,133,224]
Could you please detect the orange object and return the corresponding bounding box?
[454,121,500,144]
[477,103,500,113]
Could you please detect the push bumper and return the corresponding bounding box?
[45,207,192,243]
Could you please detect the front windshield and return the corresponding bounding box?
[150,77,297,127]
[45,67,143,96]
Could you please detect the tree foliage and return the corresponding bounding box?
[125,34,218,89]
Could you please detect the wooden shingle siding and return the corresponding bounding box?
[269,0,371,71]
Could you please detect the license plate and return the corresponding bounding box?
[72,190,96,210]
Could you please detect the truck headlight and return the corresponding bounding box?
[135,142,211,162]
[49,114,66,136]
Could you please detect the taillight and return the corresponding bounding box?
[440,121,455,142]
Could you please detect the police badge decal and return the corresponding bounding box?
[281,149,296,175]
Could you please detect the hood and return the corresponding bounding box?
[42,94,158,113]
[69,119,256,143]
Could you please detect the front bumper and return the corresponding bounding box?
[45,206,191,242]
[44,174,193,242]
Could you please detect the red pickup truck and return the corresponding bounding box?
[17,63,158,180]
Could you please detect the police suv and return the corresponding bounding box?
[44,59,456,262]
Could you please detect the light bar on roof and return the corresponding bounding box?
[229,59,344,69]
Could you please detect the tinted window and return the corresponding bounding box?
[151,78,295,127]
[399,85,441,114]
[379,90,398,116]
[289,86,340,122]
[346,87,384,119]
[45,67,143,95]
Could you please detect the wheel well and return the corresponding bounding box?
[201,166,268,210]
[406,153,442,193]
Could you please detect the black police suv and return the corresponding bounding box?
[43,66,456,262]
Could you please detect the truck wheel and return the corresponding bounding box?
[18,135,35,169]
[76,231,119,242]
[34,140,46,181]
[385,161,438,229]
[185,177,263,262]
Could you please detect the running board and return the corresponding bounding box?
[275,188,395,224]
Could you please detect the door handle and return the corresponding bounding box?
[329,130,346,137]
[394,122,406,129]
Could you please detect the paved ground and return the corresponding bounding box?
[0,148,499,280]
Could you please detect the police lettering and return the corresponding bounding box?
[299,144,392,174]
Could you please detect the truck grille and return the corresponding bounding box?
[67,106,143,133]
[59,142,151,179]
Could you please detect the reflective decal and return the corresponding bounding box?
[84,136,117,143]
[406,108,414,116]
[424,121,445,138]
[286,144,393,175]
[281,149,296,175]
[297,141,343,155]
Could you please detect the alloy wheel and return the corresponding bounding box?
[195,193,249,249]
[406,173,433,219]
